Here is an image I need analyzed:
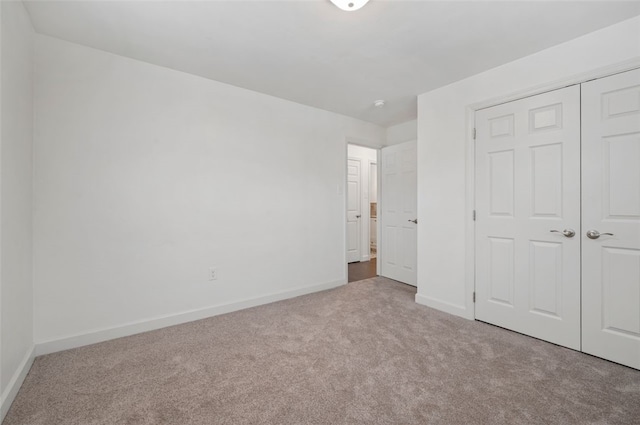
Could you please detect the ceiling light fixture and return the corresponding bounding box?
[329,0,370,12]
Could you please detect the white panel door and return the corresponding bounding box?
[582,69,640,369]
[380,141,417,286]
[475,85,581,350]
[347,158,361,263]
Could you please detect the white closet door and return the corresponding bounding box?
[475,85,581,350]
[582,69,640,369]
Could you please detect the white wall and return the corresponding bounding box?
[386,120,417,146]
[1,1,35,419]
[347,144,377,262]
[33,35,385,351]
[416,16,640,319]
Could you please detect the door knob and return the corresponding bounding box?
[586,230,613,239]
[356,215,361,218]
[408,219,418,224]
[550,229,575,238]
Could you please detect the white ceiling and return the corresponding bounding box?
[23,0,640,127]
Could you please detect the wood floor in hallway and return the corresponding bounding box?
[348,259,376,282]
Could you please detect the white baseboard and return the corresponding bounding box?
[36,279,346,356]
[1,346,35,422]
[415,293,473,320]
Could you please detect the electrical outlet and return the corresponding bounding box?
[209,267,218,281]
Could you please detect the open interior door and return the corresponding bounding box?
[380,141,417,286]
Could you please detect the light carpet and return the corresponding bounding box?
[4,277,640,424]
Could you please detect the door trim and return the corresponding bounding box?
[344,140,381,278]
[347,156,362,263]
[465,60,640,322]
[367,158,378,264]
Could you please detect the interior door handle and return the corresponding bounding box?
[356,215,361,218]
[408,219,418,224]
[550,229,575,238]
[586,230,613,239]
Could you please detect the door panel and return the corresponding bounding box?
[347,158,361,263]
[531,143,563,217]
[529,240,563,318]
[380,141,417,286]
[475,85,581,350]
[488,237,515,306]
[582,68,640,369]
[488,150,515,216]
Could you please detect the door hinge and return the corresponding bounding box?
[472,128,476,140]
[472,210,476,221]
[473,292,476,303]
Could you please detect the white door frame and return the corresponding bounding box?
[368,159,379,270]
[346,156,362,263]
[464,59,640,321]
[344,141,381,275]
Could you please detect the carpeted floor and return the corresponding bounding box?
[4,277,640,425]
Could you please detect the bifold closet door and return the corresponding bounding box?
[582,68,640,370]
[475,85,581,350]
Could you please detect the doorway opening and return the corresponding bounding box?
[347,144,379,282]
